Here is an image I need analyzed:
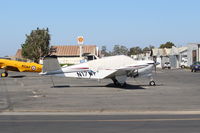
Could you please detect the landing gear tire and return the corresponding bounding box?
[1,72,8,77]
[114,81,118,86]
[181,65,185,69]
[114,81,127,88]
[121,82,127,88]
[149,81,156,86]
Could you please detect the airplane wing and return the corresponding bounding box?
[103,64,148,79]
[1,65,20,72]
[0,60,20,72]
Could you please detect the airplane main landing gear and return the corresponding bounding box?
[1,71,8,77]
[112,78,127,88]
[114,81,127,87]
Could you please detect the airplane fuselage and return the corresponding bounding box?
[43,55,154,79]
[40,55,156,87]
[0,59,42,72]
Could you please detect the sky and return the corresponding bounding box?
[1,0,200,56]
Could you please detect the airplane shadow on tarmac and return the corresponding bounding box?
[51,83,147,90]
[8,75,26,78]
[106,83,146,90]
[51,85,71,88]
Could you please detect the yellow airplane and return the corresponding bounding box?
[0,58,42,77]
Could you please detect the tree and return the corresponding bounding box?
[143,47,150,53]
[21,28,51,63]
[149,45,155,50]
[143,45,155,53]
[128,46,142,55]
[159,42,175,48]
[112,45,128,55]
[101,45,111,56]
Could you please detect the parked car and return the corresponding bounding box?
[180,60,188,68]
[190,62,200,72]
[162,62,171,69]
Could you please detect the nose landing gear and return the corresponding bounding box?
[149,75,156,86]
[149,80,156,86]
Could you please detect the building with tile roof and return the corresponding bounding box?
[15,45,100,65]
[50,45,98,57]
[50,45,99,64]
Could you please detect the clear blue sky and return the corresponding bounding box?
[1,0,200,56]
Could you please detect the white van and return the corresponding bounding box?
[180,59,188,68]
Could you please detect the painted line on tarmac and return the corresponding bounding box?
[0,118,200,123]
[1,110,200,115]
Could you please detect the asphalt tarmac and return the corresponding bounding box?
[0,69,200,112]
[0,69,200,132]
[0,114,200,133]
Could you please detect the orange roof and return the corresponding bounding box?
[15,49,23,59]
[51,45,97,56]
[15,45,97,57]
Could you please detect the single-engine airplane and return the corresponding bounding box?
[0,58,42,77]
[40,55,157,87]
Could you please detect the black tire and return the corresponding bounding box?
[149,81,156,86]
[191,69,193,72]
[181,65,185,68]
[5,72,8,77]
[121,82,127,88]
[114,81,127,88]
[1,72,8,77]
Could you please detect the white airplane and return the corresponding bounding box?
[40,55,157,87]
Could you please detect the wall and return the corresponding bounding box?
[39,57,84,65]
[187,43,199,66]
[57,57,84,65]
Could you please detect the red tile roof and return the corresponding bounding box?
[15,45,98,58]
[15,49,23,59]
[51,45,97,56]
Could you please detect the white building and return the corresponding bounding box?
[152,48,171,68]
[152,46,189,68]
[187,43,200,66]
[131,51,152,61]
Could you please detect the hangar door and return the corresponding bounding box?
[169,55,178,68]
